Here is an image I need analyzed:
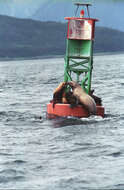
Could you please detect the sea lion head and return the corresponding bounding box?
[67,81,78,90]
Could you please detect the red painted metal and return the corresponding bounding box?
[65,17,98,21]
[67,19,70,39]
[47,103,105,118]
[65,17,98,40]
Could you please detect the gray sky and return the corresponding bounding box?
[0,0,123,31]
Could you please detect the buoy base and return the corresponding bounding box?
[47,103,105,118]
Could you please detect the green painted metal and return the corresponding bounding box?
[64,38,94,94]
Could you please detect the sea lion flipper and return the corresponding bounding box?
[69,98,78,108]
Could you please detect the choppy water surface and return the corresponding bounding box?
[0,54,124,189]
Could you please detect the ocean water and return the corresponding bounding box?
[0,54,124,189]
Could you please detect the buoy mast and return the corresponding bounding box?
[64,3,98,94]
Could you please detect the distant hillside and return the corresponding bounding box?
[0,1,124,32]
[0,15,124,58]
[94,27,124,53]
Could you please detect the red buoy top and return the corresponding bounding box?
[65,17,98,40]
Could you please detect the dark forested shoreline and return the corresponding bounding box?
[0,15,124,59]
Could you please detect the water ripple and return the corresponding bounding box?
[0,55,123,189]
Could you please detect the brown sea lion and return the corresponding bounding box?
[52,82,78,108]
[52,82,67,108]
[67,81,97,115]
[62,92,68,104]
[90,90,102,106]
[64,91,79,108]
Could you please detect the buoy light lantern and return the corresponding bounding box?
[80,9,85,17]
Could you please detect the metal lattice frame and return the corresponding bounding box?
[64,39,94,94]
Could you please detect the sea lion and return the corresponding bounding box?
[52,82,78,108]
[52,82,67,108]
[67,81,97,115]
[90,90,102,106]
[64,91,79,108]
